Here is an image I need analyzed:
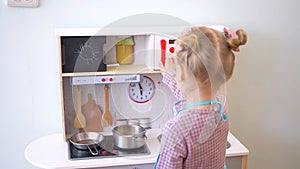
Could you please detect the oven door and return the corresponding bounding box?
[61,36,107,73]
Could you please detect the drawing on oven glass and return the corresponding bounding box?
[76,42,100,64]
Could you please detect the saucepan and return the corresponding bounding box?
[69,132,104,155]
[112,125,147,149]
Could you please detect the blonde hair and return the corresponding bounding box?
[175,26,247,89]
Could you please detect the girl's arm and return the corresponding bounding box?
[160,58,184,100]
[162,71,184,100]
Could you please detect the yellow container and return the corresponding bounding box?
[116,37,134,64]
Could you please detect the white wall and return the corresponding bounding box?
[0,0,300,169]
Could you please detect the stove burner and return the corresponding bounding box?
[68,135,150,160]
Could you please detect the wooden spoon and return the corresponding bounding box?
[101,85,112,128]
[73,86,86,130]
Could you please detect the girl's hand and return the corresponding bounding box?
[160,58,176,75]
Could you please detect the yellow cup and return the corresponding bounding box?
[116,37,134,64]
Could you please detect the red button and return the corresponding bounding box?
[101,78,106,82]
[109,77,113,82]
[169,47,175,53]
[112,150,117,154]
[102,151,107,155]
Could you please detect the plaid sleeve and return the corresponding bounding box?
[156,119,187,169]
[157,148,185,169]
[161,72,184,100]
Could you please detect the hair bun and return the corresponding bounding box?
[225,29,247,52]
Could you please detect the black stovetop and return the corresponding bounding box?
[68,135,150,160]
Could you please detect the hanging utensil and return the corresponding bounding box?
[74,86,86,130]
[82,93,103,132]
[101,85,112,128]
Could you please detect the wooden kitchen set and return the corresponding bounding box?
[25,26,249,169]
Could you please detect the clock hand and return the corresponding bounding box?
[138,83,143,95]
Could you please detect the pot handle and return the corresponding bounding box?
[132,130,146,138]
[87,145,99,155]
[133,134,147,140]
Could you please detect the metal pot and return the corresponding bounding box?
[69,132,104,155]
[112,125,147,149]
[127,118,151,129]
[138,118,151,129]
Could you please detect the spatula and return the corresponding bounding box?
[101,85,112,128]
[74,86,86,130]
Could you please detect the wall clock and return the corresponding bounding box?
[128,76,155,103]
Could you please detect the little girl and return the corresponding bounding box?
[155,26,247,169]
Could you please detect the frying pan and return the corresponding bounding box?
[69,132,104,155]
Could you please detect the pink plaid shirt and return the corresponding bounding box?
[157,72,229,169]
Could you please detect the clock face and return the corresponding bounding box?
[128,76,155,103]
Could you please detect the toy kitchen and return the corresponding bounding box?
[25,26,249,169]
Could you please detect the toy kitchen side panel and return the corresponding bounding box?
[226,156,243,169]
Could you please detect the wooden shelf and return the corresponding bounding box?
[61,64,160,77]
